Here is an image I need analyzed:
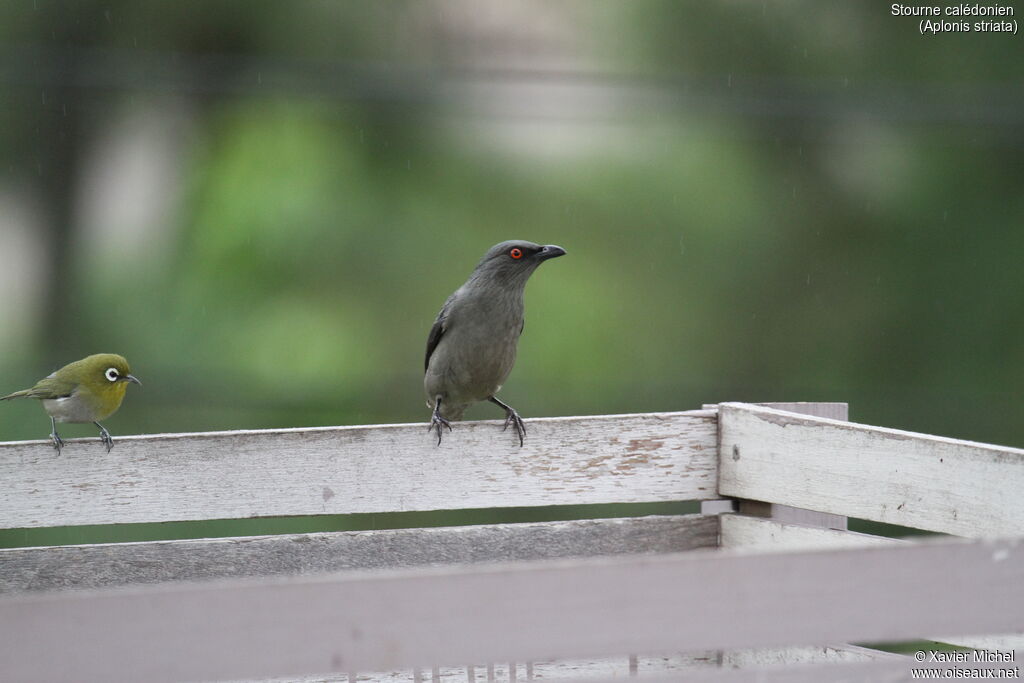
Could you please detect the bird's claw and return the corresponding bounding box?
[50,431,64,455]
[428,408,453,447]
[502,408,526,447]
[99,428,114,452]
[93,422,115,452]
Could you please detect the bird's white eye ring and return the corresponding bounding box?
[105,368,119,382]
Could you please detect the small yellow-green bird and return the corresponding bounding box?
[1,353,140,454]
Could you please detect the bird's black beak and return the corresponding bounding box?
[537,245,567,261]
[123,374,142,386]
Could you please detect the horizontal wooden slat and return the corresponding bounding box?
[719,515,900,551]
[1,535,1021,683]
[721,643,902,668]
[0,410,717,529]
[580,654,1020,683]
[736,501,848,530]
[703,402,848,420]
[720,518,1024,658]
[459,656,718,681]
[233,655,722,683]
[0,514,718,594]
[944,634,1024,657]
[718,403,1024,537]
[233,647,889,683]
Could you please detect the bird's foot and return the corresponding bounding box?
[502,408,526,447]
[488,396,526,447]
[50,431,64,455]
[95,423,114,453]
[428,404,453,447]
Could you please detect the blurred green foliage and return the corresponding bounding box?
[0,2,1022,545]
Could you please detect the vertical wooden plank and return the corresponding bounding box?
[714,403,850,668]
[756,403,848,421]
[735,403,849,531]
[699,500,736,515]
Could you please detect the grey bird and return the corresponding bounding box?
[424,240,567,446]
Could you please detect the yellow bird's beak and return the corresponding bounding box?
[123,374,141,386]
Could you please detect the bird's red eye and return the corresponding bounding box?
[510,248,523,259]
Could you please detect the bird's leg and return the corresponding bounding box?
[428,395,452,446]
[49,417,64,455]
[488,396,526,447]
[94,421,114,453]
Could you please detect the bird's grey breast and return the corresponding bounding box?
[427,286,524,404]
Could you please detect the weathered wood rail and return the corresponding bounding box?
[0,411,719,528]
[0,402,1022,683]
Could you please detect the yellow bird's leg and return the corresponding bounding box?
[94,421,114,453]
[49,417,64,455]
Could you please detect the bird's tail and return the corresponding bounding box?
[0,390,29,401]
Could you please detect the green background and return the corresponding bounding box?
[1,1,1021,547]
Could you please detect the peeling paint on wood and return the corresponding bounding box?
[0,411,718,529]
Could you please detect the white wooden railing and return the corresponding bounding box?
[0,402,1022,683]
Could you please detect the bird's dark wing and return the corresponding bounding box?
[425,296,454,373]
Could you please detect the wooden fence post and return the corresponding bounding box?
[707,402,849,530]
